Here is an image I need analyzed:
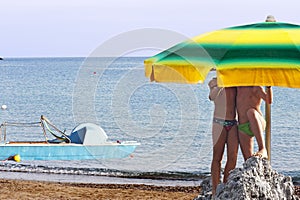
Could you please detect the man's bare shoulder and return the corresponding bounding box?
[252,86,265,97]
[252,86,263,91]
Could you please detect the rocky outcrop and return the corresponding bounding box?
[195,156,299,200]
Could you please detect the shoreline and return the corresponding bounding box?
[0,171,202,187]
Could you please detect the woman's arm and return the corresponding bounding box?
[208,78,220,101]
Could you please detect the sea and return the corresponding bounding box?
[0,57,299,186]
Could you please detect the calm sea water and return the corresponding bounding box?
[0,57,299,185]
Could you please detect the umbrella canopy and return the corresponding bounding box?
[145,18,300,88]
[144,16,300,160]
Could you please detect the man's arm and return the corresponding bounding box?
[265,86,273,104]
[256,86,272,104]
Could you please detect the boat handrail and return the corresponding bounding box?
[0,121,42,143]
[0,122,41,127]
[0,116,71,143]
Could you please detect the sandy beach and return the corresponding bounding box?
[0,178,299,200]
[0,179,201,200]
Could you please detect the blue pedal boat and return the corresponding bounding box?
[0,116,140,161]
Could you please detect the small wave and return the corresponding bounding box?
[1,162,299,186]
[0,162,208,181]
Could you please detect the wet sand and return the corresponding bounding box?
[0,179,298,199]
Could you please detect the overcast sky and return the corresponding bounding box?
[1,0,299,57]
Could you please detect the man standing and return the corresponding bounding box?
[237,86,273,160]
[209,77,238,196]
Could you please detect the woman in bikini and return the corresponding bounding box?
[208,77,239,197]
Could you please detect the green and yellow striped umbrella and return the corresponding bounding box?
[145,19,300,88]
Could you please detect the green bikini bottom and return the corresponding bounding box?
[238,122,254,137]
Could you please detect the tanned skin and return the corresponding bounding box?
[209,77,238,196]
[236,86,272,160]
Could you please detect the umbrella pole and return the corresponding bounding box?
[264,16,275,161]
[265,87,271,161]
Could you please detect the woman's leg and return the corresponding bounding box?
[223,125,238,183]
[211,123,226,196]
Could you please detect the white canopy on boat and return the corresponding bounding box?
[69,123,108,145]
